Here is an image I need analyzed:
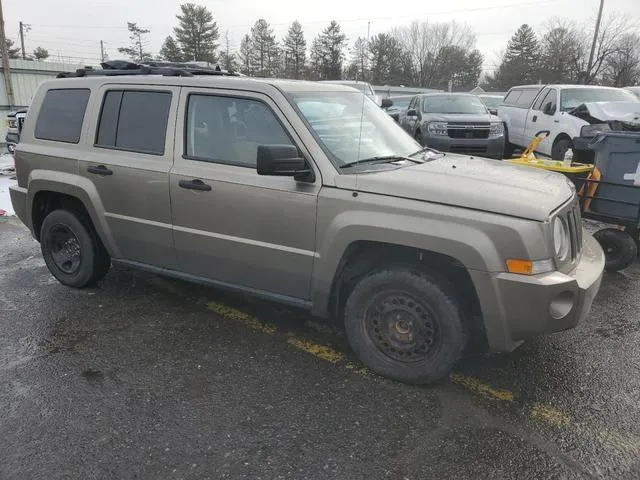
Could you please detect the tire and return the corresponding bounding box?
[503,124,515,158]
[551,137,572,161]
[415,130,424,147]
[40,209,111,288]
[593,228,637,272]
[344,268,466,384]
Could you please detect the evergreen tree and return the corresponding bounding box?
[282,21,306,79]
[488,24,540,89]
[173,3,219,62]
[250,19,279,77]
[159,36,184,62]
[118,22,152,62]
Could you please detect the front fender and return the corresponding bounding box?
[27,170,121,257]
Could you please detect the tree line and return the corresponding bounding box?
[111,3,639,90]
[1,38,50,60]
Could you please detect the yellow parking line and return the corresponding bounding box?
[287,337,345,363]
[206,301,277,335]
[529,403,572,427]
[450,373,515,402]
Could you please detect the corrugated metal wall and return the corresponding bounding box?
[0,59,83,147]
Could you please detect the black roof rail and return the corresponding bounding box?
[56,59,242,79]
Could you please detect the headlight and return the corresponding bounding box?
[553,217,570,261]
[427,121,448,136]
[7,119,17,128]
[580,123,611,137]
[489,122,504,137]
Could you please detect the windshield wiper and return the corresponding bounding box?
[409,147,446,159]
[339,155,422,169]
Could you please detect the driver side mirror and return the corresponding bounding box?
[407,109,418,117]
[488,108,498,115]
[256,145,314,182]
[381,98,393,109]
[543,102,556,115]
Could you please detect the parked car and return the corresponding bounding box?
[5,108,27,153]
[625,86,640,98]
[399,93,505,159]
[477,94,504,115]
[319,80,391,108]
[10,62,604,385]
[384,95,412,122]
[498,84,640,159]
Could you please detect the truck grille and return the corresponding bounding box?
[447,123,490,139]
[566,201,582,261]
[450,145,488,155]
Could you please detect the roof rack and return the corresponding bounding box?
[57,59,242,79]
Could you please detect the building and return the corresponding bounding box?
[0,59,83,145]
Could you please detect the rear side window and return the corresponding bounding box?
[95,90,172,155]
[503,90,522,106]
[35,89,90,143]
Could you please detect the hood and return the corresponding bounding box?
[335,155,574,221]
[570,101,640,124]
[421,113,493,123]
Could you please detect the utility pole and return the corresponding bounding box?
[100,40,105,62]
[0,0,15,108]
[19,21,27,59]
[585,0,605,84]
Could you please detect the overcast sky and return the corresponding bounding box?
[4,0,638,72]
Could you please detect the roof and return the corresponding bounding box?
[413,92,477,98]
[509,84,628,91]
[44,73,360,95]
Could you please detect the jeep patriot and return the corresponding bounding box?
[9,63,605,384]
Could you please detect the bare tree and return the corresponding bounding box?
[584,13,635,84]
[602,32,640,86]
[539,18,587,84]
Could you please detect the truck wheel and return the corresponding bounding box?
[552,137,572,161]
[40,209,111,288]
[593,228,637,272]
[344,268,466,384]
[503,124,514,158]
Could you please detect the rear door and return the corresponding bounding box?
[169,87,320,301]
[80,85,180,268]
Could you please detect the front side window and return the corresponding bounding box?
[35,89,90,143]
[95,90,172,155]
[560,88,639,111]
[503,89,522,106]
[422,95,488,114]
[532,88,550,111]
[289,91,419,168]
[185,94,294,168]
[515,89,539,107]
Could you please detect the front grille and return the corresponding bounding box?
[566,201,582,261]
[447,123,490,139]
[450,145,488,155]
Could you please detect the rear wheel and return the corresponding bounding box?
[344,268,466,384]
[40,209,111,288]
[593,228,637,272]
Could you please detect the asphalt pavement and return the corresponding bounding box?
[1,216,639,479]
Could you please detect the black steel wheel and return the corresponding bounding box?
[345,268,466,384]
[40,209,110,288]
[593,228,637,272]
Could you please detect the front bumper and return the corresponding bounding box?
[425,134,505,159]
[471,233,604,351]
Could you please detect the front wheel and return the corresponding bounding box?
[344,268,466,384]
[593,228,637,272]
[552,137,573,161]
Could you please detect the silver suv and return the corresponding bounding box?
[9,64,605,384]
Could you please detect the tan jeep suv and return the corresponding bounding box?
[9,63,605,384]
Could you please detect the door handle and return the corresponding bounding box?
[532,115,537,122]
[87,165,113,176]
[179,179,212,191]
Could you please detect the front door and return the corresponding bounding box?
[524,88,558,156]
[80,85,180,268]
[169,88,320,301]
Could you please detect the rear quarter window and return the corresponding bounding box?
[34,89,90,143]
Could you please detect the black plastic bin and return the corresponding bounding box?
[586,132,640,223]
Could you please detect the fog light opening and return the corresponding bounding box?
[550,291,575,320]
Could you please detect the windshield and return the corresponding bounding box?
[290,91,420,169]
[560,88,639,111]
[390,97,411,109]
[479,96,502,109]
[423,95,488,114]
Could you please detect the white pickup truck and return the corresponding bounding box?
[498,84,640,159]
